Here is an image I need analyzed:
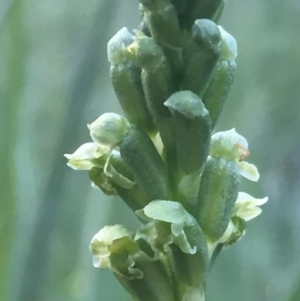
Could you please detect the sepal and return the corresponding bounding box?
[64,142,107,170]
[124,32,176,154]
[120,127,169,201]
[164,90,212,175]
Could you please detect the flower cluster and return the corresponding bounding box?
[65,1,267,300]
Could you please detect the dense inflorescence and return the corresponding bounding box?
[65,1,267,300]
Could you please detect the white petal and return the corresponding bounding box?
[64,143,99,170]
[64,142,98,160]
[233,192,268,221]
[66,159,95,170]
[237,161,260,181]
[237,207,262,221]
[236,192,268,207]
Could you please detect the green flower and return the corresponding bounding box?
[64,142,109,170]
[210,128,260,181]
[90,224,177,301]
[208,192,268,253]
[87,112,130,147]
[136,200,209,299]
[90,224,143,279]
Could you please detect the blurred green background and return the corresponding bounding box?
[1,0,300,300]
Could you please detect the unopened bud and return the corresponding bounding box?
[182,19,221,97]
[88,113,130,147]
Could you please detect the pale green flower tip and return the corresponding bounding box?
[125,31,164,68]
[164,91,209,119]
[64,142,98,170]
[210,128,249,161]
[107,27,134,65]
[126,31,146,56]
[90,224,128,268]
[218,26,238,60]
[90,225,133,254]
[234,192,268,221]
[64,142,97,160]
[136,200,188,224]
[192,19,222,48]
[88,113,130,147]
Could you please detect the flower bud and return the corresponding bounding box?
[210,129,260,181]
[125,31,166,71]
[210,128,248,161]
[124,32,176,155]
[87,113,130,147]
[164,91,211,175]
[139,0,180,48]
[120,126,169,201]
[107,27,134,65]
[108,29,156,135]
[125,32,175,116]
[202,60,236,128]
[197,157,240,242]
[202,27,237,128]
[139,0,182,75]
[182,19,221,97]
